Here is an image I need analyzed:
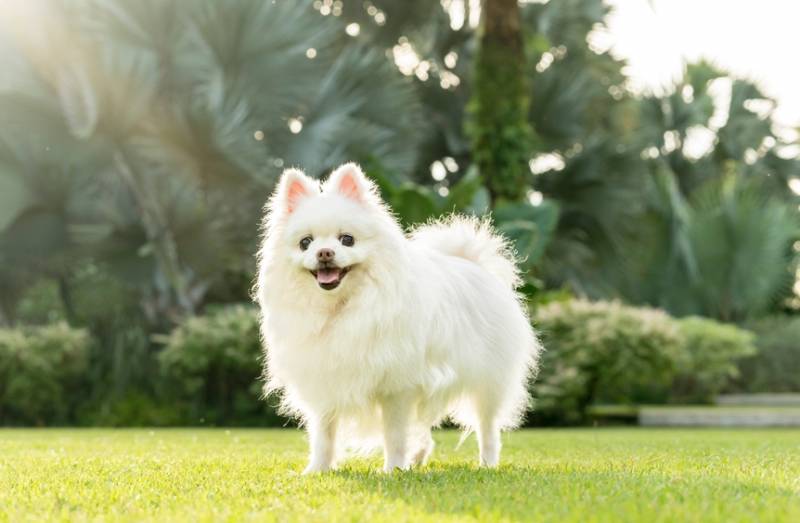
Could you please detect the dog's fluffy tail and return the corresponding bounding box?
[411,215,521,289]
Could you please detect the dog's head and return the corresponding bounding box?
[262,163,402,296]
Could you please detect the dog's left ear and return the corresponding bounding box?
[325,163,375,203]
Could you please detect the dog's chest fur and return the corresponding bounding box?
[263,297,429,408]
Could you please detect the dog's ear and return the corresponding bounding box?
[325,163,374,202]
[274,168,318,214]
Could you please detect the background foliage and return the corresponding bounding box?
[0,0,798,426]
[735,316,800,393]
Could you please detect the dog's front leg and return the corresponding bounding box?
[380,393,413,472]
[303,414,337,474]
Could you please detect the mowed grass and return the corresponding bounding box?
[1,429,798,522]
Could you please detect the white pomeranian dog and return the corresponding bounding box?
[255,163,540,473]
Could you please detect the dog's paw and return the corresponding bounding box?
[382,461,410,474]
[302,463,333,475]
[410,439,434,467]
[479,456,500,468]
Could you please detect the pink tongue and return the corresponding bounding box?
[316,268,341,284]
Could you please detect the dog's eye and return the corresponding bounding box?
[299,236,313,251]
[339,234,355,247]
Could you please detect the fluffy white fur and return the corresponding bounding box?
[255,163,541,473]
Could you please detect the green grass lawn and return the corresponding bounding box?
[1,429,798,522]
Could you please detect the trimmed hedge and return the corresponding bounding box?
[532,300,683,424]
[0,301,776,427]
[671,317,756,402]
[157,305,282,426]
[530,300,757,424]
[0,323,90,425]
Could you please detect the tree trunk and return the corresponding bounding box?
[57,275,77,325]
[0,300,11,327]
[483,0,524,44]
[468,0,535,207]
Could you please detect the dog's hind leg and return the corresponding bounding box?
[410,427,435,466]
[477,416,500,467]
[476,400,501,467]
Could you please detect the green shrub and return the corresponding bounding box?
[80,392,183,427]
[734,316,800,393]
[670,317,756,402]
[158,305,282,426]
[0,323,90,425]
[532,300,684,424]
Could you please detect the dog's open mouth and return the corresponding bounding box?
[310,266,350,290]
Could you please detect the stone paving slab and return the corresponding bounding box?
[716,393,800,406]
[639,406,800,427]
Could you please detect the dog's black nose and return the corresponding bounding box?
[317,248,335,262]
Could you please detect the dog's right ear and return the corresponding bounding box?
[273,168,318,214]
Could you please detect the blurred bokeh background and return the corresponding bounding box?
[1,0,799,427]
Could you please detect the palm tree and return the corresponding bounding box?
[0,0,423,321]
[612,63,800,320]
[467,0,534,205]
